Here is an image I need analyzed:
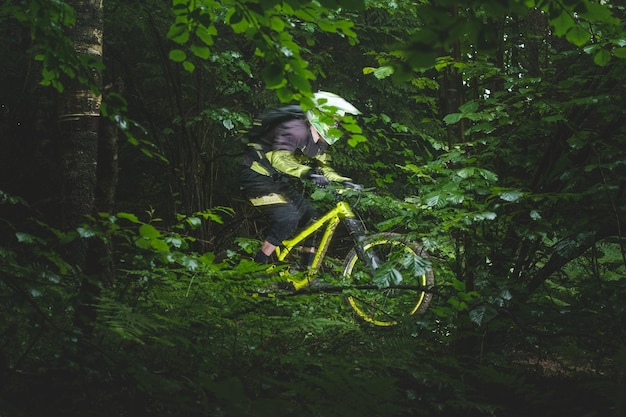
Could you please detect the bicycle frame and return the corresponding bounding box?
[274,200,360,290]
[265,194,434,326]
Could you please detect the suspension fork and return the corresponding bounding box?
[343,215,381,271]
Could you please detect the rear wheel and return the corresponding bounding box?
[342,233,434,326]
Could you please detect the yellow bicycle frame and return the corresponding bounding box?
[274,201,356,290]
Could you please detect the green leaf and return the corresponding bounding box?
[580,2,616,23]
[565,26,590,47]
[443,113,463,125]
[167,24,189,44]
[270,15,285,32]
[401,253,431,277]
[182,256,199,271]
[222,119,235,130]
[342,123,362,134]
[446,191,465,205]
[456,167,475,179]
[228,9,248,33]
[186,216,202,228]
[424,193,445,208]
[77,227,96,238]
[151,239,170,252]
[15,232,37,243]
[363,66,394,79]
[448,297,468,311]
[191,44,210,59]
[498,190,524,202]
[183,61,195,72]
[459,101,479,113]
[613,47,626,58]
[469,305,498,326]
[166,237,183,248]
[472,211,497,221]
[169,49,187,62]
[477,168,498,182]
[117,212,140,223]
[593,49,611,66]
[262,62,286,89]
[347,134,368,147]
[373,266,403,288]
[196,26,215,46]
[550,12,574,37]
[139,223,161,239]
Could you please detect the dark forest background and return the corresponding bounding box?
[1,0,625,416]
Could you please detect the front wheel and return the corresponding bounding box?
[342,233,434,326]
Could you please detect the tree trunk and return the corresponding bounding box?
[56,0,104,337]
[57,0,103,235]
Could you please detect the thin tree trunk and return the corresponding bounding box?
[56,0,104,337]
[58,0,103,235]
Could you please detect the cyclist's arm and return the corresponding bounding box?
[315,153,352,182]
[268,119,351,182]
[266,150,313,178]
[266,120,315,178]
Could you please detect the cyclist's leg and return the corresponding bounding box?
[291,194,319,269]
[254,193,316,264]
[241,170,318,266]
[252,202,299,263]
[255,240,277,263]
[240,169,294,263]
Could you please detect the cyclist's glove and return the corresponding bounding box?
[309,173,330,188]
[343,181,364,191]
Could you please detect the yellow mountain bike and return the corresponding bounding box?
[268,189,434,327]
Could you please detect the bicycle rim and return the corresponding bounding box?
[342,233,434,326]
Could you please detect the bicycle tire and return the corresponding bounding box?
[342,233,434,326]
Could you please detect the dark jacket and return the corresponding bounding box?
[242,118,350,182]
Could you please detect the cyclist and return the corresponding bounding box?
[240,91,363,268]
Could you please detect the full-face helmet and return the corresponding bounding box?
[307,91,360,145]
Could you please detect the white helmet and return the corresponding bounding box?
[307,91,360,145]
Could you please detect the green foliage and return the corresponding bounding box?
[3,0,626,416]
[2,0,104,92]
[383,0,622,71]
[166,0,361,101]
[2,182,619,416]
